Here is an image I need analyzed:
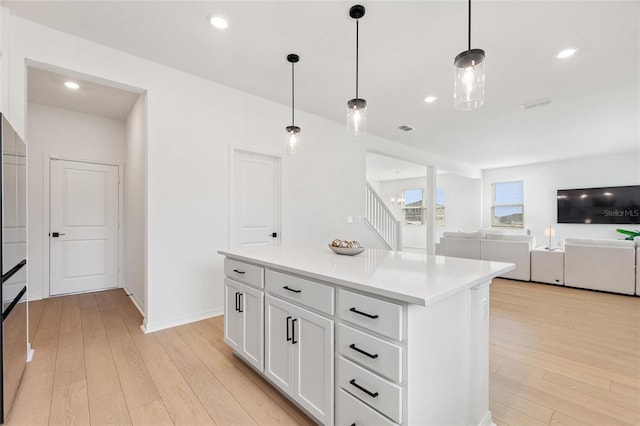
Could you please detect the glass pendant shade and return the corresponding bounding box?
[285,53,300,153]
[286,125,301,153]
[454,48,485,110]
[347,98,367,136]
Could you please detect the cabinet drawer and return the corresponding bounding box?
[338,289,402,341]
[265,269,334,315]
[338,324,402,383]
[224,258,264,289]
[336,389,397,426]
[338,357,402,424]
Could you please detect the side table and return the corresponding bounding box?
[531,248,564,285]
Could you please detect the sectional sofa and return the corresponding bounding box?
[437,231,640,296]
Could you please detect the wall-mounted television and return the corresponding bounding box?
[557,185,640,224]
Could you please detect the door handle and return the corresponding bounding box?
[238,293,243,313]
[50,232,67,238]
[286,316,292,341]
[269,232,278,238]
[235,292,240,311]
[291,318,298,344]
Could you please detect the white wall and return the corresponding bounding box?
[436,173,482,242]
[482,152,640,248]
[26,103,126,300]
[124,94,147,314]
[375,174,482,249]
[2,12,481,332]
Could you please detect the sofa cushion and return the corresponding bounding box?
[477,228,505,236]
[564,238,634,248]
[485,234,533,242]
[442,231,484,240]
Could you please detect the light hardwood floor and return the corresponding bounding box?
[6,278,640,425]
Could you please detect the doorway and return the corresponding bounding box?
[230,150,281,248]
[49,159,120,296]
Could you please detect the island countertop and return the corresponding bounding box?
[218,245,514,306]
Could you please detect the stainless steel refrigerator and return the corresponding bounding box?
[0,114,27,423]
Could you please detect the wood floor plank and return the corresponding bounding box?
[215,365,302,425]
[155,328,201,370]
[129,400,173,426]
[178,361,257,425]
[88,391,132,426]
[84,334,122,401]
[110,340,160,410]
[53,296,86,388]
[144,353,214,425]
[5,373,53,426]
[173,324,234,374]
[49,380,91,426]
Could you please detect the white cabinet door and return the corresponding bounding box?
[241,284,264,371]
[265,295,334,425]
[224,278,264,371]
[295,306,334,425]
[224,279,243,352]
[265,295,295,396]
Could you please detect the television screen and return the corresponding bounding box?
[557,185,640,224]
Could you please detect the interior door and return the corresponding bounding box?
[231,150,281,248]
[49,159,119,296]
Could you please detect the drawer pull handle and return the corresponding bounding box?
[283,285,301,293]
[233,269,245,275]
[349,307,379,319]
[349,343,379,359]
[292,318,298,344]
[349,379,378,398]
[286,316,292,341]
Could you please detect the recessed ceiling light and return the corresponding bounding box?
[209,15,228,29]
[424,96,438,103]
[556,48,578,59]
[64,81,79,90]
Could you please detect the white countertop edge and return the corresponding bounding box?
[218,249,514,306]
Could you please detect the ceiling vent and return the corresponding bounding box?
[398,125,415,132]
[520,98,553,110]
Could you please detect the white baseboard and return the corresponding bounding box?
[26,343,34,362]
[122,284,145,317]
[479,410,495,426]
[28,291,43,302]
[141,306,224,334]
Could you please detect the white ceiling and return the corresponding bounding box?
[7,1,640,171]
[27,67,140,120]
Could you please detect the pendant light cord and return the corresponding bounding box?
[468,0,471,51]
[291,61,295,126]
[355,19,359,99]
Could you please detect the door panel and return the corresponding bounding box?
[296,306,334,424]
[223,279,242,352]
[50,159,119,296]
[232,151,280,248]
[264,295,294,396]
[241,284,264,371]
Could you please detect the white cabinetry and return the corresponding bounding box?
[224,278,264,370]
[265,294,334,425]
[223,258,264,371]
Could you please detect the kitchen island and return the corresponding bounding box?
[218,245,513,426]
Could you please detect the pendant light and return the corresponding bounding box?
[286,53,301,153]
[454,0,485,110]
[347,4,367,136]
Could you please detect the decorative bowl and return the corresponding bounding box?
[328,244,365,256]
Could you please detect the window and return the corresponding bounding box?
[492,181,524,227]
[435,187,445,226]
[403,189,425,225]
